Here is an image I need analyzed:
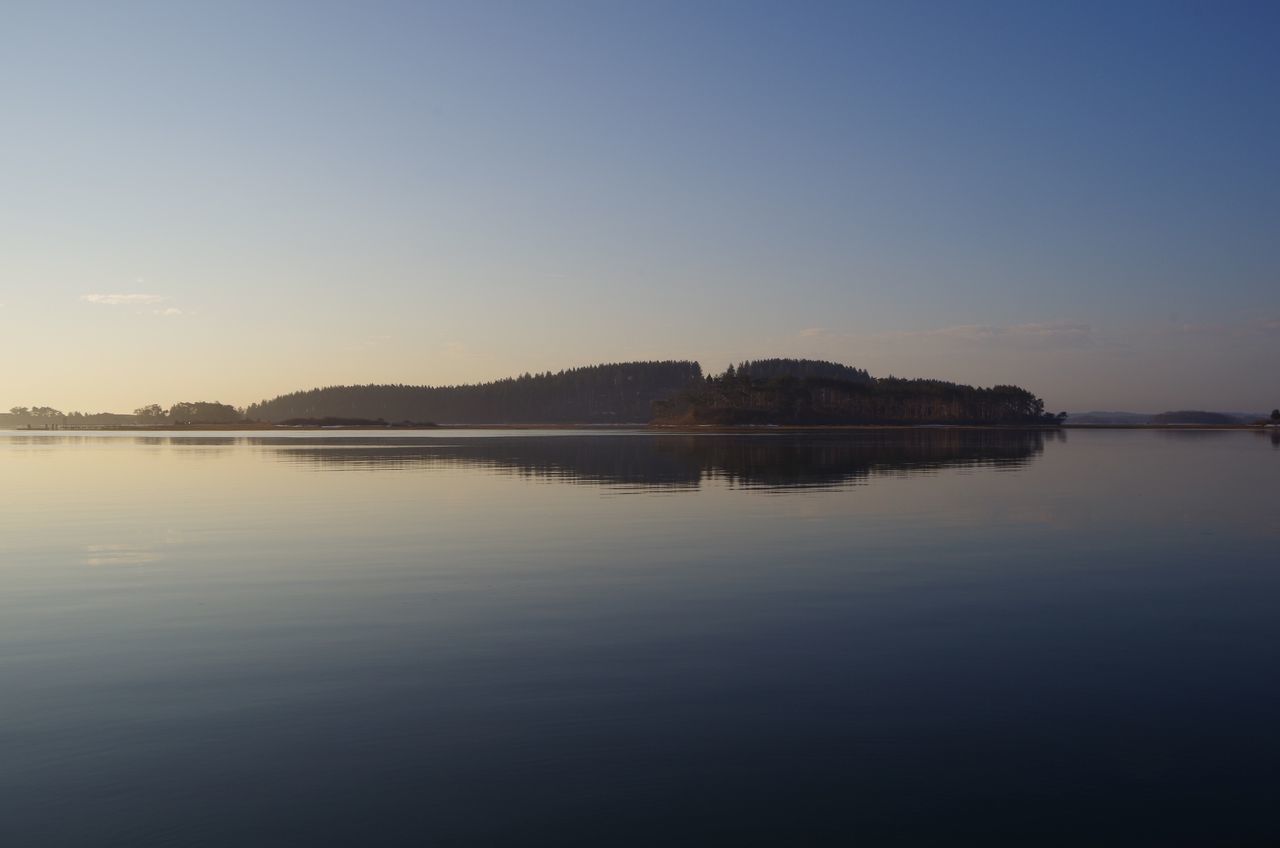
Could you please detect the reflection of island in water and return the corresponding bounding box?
[265,429,1059,490]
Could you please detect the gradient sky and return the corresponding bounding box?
[2,0,1277,413]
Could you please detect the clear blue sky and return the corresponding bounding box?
[2,0,1277,412]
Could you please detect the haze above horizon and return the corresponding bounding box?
[2,1,1277,413]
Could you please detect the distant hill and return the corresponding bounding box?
[1068,410,1265,425]
[1066,411,1157,425]
[247,361,703,425]
[1151,410,1242,425]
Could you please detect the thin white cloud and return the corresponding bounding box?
[798,327,830,338]
[83,543,163,567]
[152,307,185,316]
[82,293,168,306]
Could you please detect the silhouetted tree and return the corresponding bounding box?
[134,404,166,422]
[168,402,242,424]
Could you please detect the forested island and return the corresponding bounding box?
[246,358,1059,427]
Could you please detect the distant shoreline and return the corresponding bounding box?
[3,422,1274,433]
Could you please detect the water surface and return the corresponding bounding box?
[2,429,1278,846]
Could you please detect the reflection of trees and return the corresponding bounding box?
[662,430,1046,490]
[0,435,237,457]
[266,430,1052,491]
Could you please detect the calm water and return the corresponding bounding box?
[2,428,1278,846]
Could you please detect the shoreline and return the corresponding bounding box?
[3,422,1274,433]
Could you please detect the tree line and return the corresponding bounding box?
[5,402,243,426]
[730,358,872,384]
[246,361,704,424]
[142,402,244,424]
[654,364,1062,425]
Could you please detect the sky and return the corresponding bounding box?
[2,0,1277,413]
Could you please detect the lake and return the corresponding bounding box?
[2,428,1278,846]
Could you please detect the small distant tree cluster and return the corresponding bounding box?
[166,402,242,424]
[134,404,166,422]
[9,405,64,419]
[5,403,244,426]
[3,406,69,428]
[126,402,244,424]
